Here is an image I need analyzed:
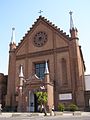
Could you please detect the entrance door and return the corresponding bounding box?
[29,91,34,112]
[34,94,38,112]
[29,91,38,112]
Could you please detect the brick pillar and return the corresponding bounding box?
[44,61,54,112]
[6,42,16,109]
[70,27,85,110]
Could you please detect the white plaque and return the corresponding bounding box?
[59,93,72,100]
[89,99,90,106]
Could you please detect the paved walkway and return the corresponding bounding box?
[0,111,90,118]
[0,112,90,120]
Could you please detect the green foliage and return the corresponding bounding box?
[35,92,48,105]
[68,103,78,111]
[58,103,65,112]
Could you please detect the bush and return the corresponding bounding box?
[58,103,65,112]
[68,103,78,112]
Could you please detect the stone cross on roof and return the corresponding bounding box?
[38,10,43,15]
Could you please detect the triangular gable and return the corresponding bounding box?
[15,16,70,54]
[25,74,42,85]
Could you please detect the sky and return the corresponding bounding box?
[0,0,90,75]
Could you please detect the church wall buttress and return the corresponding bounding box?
[69,35,85,108]
[6,50,16,107]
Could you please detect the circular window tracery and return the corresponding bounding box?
[33,31,48,47]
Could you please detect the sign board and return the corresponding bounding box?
[85,75,90,91]
[89,99,90,106]
[59,93,72,100]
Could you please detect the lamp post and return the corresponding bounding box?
[17,64,24,112]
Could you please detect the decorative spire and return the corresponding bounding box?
[19,64,24,78]
[11,27,15,44]
[44,61,49,74]
[69,11,74,30]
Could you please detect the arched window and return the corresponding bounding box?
[61,58,68,85]
[35,62,45,79]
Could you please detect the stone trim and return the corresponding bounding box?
[16,47,69,60]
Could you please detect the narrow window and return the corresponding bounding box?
[61,58,68,85]
[35,62,45,79]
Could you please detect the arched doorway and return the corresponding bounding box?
[28,91,38,112]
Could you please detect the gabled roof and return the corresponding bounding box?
[26,74,42,83]
[25,74,43,86]
[16,16,70,50]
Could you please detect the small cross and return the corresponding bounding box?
[38,10,43,15]
[12,27,15,31]
[69,11,73,16]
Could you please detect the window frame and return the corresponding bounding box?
[34,61,46,80]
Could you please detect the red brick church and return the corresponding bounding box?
[2,13,86,111]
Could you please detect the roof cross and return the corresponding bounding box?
[38,10,43,15]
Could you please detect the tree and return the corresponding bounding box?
[36,91,47,105]
[35,91,47,115]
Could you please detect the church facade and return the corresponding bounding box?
[6,15,85,112]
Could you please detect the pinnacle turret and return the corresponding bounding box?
[44,61,49,74]
[11,27,15,44]
[69,11,78,39]
[69,11,74,30]
[19,64,24,78]
[9,27,16,51]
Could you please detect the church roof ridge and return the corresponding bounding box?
[38,16,70,39]
[16,16,70,49]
